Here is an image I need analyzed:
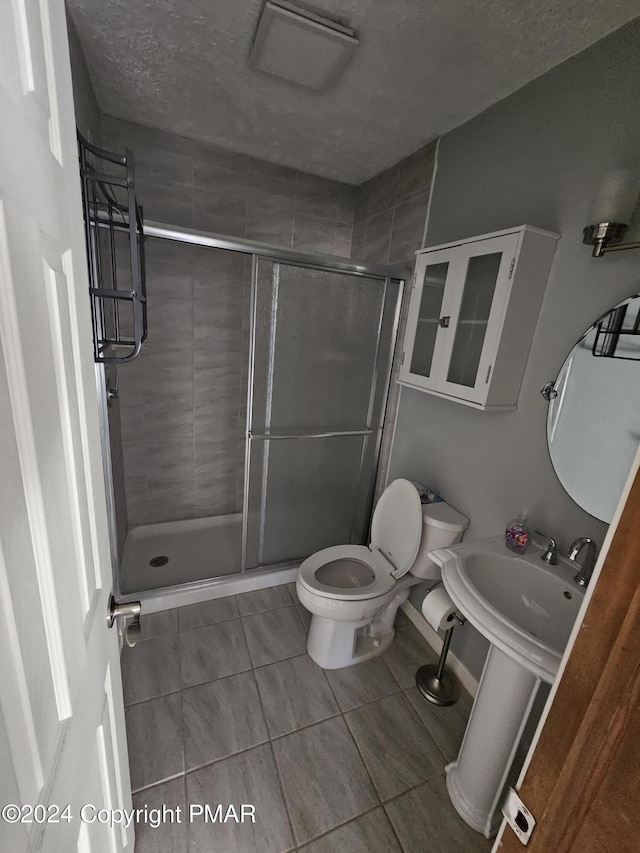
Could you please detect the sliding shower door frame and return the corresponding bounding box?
[241,257,405,574]
[117,221,407,602]
[144,221,408,279]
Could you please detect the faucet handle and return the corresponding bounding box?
[566,537,596,560]
[534,530,559,565]
[565,537,598,587]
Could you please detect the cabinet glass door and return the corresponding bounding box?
[446,252,502,387]
[409,260,449,379]
[439,233,519,401]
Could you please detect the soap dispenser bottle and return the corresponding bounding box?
[505,512,531,554]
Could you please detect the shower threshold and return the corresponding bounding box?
[120,513,243,594]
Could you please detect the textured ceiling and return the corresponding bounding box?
[67,0,640,184]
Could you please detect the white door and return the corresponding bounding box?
[0,1,132,851]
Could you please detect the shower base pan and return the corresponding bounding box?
[120,513,242,594]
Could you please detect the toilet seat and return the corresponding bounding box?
[299,477,424,602]
[298,545,398,601]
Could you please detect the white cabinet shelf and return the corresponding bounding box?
[398,225,559,410]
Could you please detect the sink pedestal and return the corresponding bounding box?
[445,644,541,838]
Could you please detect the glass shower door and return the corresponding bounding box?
[244,259,401,570]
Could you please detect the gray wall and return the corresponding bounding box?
[102,117,355,256]
[389,19,640,679]
[65,10,100,142]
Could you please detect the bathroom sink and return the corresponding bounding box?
[430,536,587,837]
[432,536,585,683]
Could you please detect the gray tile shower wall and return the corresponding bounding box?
[119,239,251,526]
[351,140,436,265]
[102,118,361,528]
[353,140,438,501]
[101,117,356,257]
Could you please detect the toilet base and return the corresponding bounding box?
[307,614,395,669]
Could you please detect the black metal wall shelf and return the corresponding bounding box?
[78,133,147,364]
[592,303,640,361]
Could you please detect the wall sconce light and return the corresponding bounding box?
[583,171,640,257]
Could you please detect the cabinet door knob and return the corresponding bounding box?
[439,315,450,328]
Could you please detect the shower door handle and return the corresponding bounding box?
[107,594,142,647]
[249,429,373,440]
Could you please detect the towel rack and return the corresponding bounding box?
[78,132,147,364]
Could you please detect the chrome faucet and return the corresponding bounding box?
[534,530,558,565]
[565,537,598,587]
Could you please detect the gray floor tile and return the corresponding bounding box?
[139,608,179,640]
[186,743,294,853]
[243,606,307,667]
[384,775,492,853]
[254,655,339,738]
[121,634,181,705]
[325,657,401,712]
[286,581,299,604]
[178,595,239,631]
[300,808,402,853]
[124,583,479,853]
[126,693,184,791]
[237,585,293,615]
[132,777,186,853]
[295,603,312,632]
[395,607,409,626]
[180,619,251,688]
[405,686,473,762]
[183,671,269,769]
[383,624,439,688]
[345,692,443,801]
[273,716,378,846]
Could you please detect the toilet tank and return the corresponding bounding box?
[409,501,469,580]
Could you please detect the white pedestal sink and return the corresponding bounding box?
[430,537,585,838]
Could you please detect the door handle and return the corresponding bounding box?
[107,594,142,647]
[439,316,450,327]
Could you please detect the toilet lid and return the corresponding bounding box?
[370,479,422,579]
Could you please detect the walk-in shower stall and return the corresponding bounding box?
[98,222,405,608]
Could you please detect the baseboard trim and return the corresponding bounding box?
[401,601,479,698]
[128,567,299,613]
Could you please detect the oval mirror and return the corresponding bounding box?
[547,293,640,522]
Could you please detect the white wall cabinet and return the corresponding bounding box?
[398,225,559,410]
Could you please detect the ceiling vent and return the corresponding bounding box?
[249,1,359,90]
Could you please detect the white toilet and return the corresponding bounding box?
[296,478,469,669]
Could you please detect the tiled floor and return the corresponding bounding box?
[122,583,492,853]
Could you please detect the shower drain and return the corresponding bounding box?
[149,555,169,568]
